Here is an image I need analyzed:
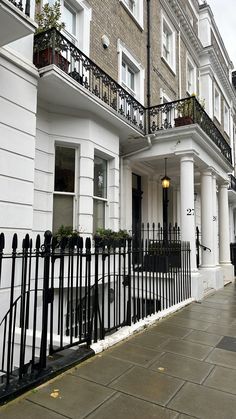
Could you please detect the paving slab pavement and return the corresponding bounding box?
[1,283,236,418]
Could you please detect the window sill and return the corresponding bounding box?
[119,0,144,31]
[161,56,176,76]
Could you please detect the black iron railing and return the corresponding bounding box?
[33,30,232,164]
[149,96,232,163]
[33,28,145,133]
[229,174,236,192]
[8,0,30,16]
[0,227,191,402]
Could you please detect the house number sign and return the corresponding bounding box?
[186,208,194,215]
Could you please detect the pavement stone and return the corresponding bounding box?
[107,342,162,366]
[151,352,214,383]
[159,338,213,360]
[128,330,170,349]
[204,365,236,394]
[0,399,66,419]
[205,347,236,369]
[183,330,222,346]
[87,393,179,419]
[110,365,184,406]
[168,381,236,419]
[26,374,115,419]
[71,354,132,385]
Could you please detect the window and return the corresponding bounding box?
[93,156,107,233]
[224,103,230,135]
[120,0,143,27]
[186,58,196,95]
[214,86,221,122]
[53,146,76,233]
[162,14,176,72]
[117,40,145,103]
[124,0,135,13]
[122,61,135,92]
[63,1,76,37]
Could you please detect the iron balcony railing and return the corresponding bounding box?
[33,29,232,164]
[149,96,232,163]
[8,0,30,16]
[229,174,236,192]
[33,28,145,134]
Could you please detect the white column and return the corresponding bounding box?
[201,170,214,267]
[219,182,231,264]
[212,175,218,265]
[180,155,196,269]
[108,156,119,231]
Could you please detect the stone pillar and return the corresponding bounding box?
[212,175,218,265]
[219,182,231,264]
[201,170,214,267]
[180,155,196,269]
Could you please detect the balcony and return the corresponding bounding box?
[0,0,35,47]
[149,97,232,164]
[33,28,145,138]
[33,29,232,164]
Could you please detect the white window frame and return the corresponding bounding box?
[53,145,78,233]
[120,0,144,28]
[44,0,91,56]
[224,102,230,135]
[186,55,196,95]
[161,12,176,73]
[117,39,145,104]
[93,155,108,233]
[214,85,221,123]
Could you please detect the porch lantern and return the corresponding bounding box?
[162,158,170,242]
[161,158,170,189]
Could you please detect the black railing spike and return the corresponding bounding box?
[0,233,5,251]
[29,239,33,249]
[11,233,17,251]
[85,237,91,250]
[44,230,52,245]
[35,234,41,250]
[152,222,155,229]
[23,234,30,249]
[78,236,83,249]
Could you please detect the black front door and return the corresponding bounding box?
[132,174,142,255]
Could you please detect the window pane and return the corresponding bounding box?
[94,156,107,198]
[128,68,135,90]
[93,199,105,232]
[53,194,74,232]
[63,2,76,35]
[122,61,126,84]
[55,146,75,192]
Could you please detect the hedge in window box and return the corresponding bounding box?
[34,1,70,72]
[93,229,130,249]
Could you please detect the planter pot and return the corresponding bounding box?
[174,116,193,127]
[34,48,70,73]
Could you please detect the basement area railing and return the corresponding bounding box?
[0,227,191,402]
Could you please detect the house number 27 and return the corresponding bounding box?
[186,208,194,215]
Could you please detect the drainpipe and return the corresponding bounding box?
[147,0,151,131]
[121,136,153,158]
[178,25,181,98]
